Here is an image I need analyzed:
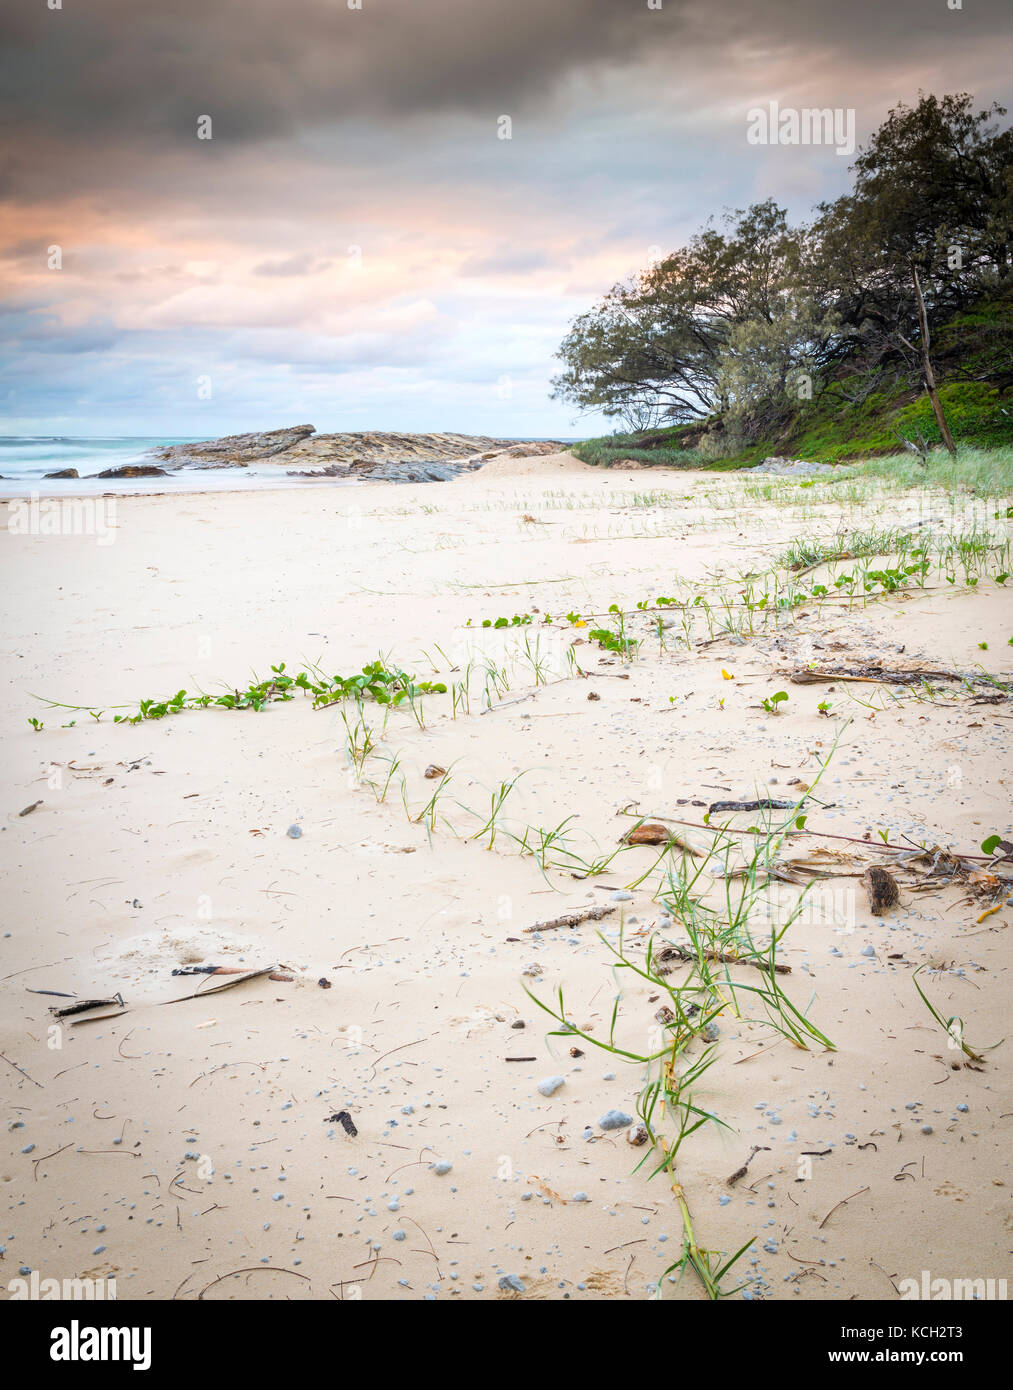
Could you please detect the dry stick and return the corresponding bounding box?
[0,1052,43,1087]
[647,815,995,862]
[198,1266,311,1299]
[32,1142,73,1181]
[733,1038,787,1065]
[657,944,791,976]
[788,666,996,688]
[161,965,280,1004]
[523,904,617,933]
[188,1060,267,1088]
[366,1034,435,1081]
[818,1185,870,1230]
[479,692,536,715]
[726,1144,769,1187]
[50,995,123,1018]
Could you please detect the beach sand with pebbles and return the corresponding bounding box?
[1,451,1010,1302]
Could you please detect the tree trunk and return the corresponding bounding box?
[911,262,958,459]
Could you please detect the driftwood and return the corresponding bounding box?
[50,994,124,1018]
[787,664,1002,688]
[161,965,284,1004]
[656,944,791,976]
[787,665,957,685]
[171,964,293,982]
[864,865,900,915]
[708,798,796,814]
[524,904,617,933]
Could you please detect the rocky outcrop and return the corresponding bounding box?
[44,468,80,479]
[142,427,564,482]
[287,457,484,483]
[274,430,519,470]
[147,425,316,469]
[92,465,169,479]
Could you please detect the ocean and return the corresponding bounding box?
[0,436,337,495]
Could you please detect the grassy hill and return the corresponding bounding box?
[573,289,1013,472]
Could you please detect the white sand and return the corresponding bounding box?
[1,454,1010,1301]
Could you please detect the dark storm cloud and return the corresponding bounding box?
[4,0,1009,155]
[0,0,672,147]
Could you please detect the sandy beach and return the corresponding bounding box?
[2,451,1010,1303]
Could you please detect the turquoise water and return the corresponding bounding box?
[0,436,350,494]
[0,437,182,478]
[0,435,579,495]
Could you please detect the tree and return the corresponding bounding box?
[551,201,828,426]
[552,94,1012,449]
[811,94,1011,343]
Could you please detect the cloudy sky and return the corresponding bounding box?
[1,0,1009,438]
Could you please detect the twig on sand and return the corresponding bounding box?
[197,1266,311,1299]
[646,815,996,861]
[33,1143,73,1181]
[188,1060,268,1088]
[523,904,617,933]
[161,965,280,1004]
[366,1034,436,1081]
[480,693,536,715]
[727,1145,769,1186]
[51,994,124,1018]
[818,1186,870,1229]
[656,943,791,976]
[0,1052,43,1087]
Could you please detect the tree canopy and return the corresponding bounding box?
[552,93,1012,438]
